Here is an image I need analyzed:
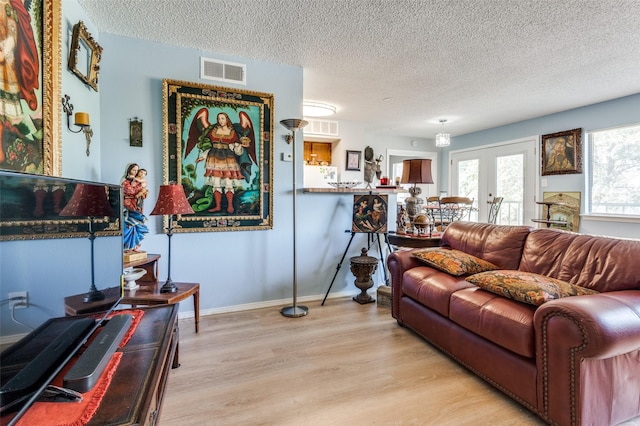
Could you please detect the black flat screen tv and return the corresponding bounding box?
[0,171,123,424]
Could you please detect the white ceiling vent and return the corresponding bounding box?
[200,57,246,85]
[305,119,339,137]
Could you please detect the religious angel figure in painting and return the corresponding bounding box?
[185,108,256,214]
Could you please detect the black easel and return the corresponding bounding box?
[321,230,392,306]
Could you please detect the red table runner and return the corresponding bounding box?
[16,310,144,426]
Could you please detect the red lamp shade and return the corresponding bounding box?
[59,183,114,217]
[400,159,434,184]
[150,184,194,216]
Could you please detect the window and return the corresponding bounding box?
[588,123,640,216]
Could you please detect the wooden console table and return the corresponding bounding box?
[64,282,200,333]
[1,305,178,426]
[124,253,161,284]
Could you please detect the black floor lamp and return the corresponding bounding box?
[150,183,194,293]
[280,118,309,318]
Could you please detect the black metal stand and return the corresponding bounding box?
[83,218,105,302]
[160,215,178,293]
[321,231,392,306]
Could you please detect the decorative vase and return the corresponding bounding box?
[350,247,378,304]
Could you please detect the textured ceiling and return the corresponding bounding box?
[77,0,640,139]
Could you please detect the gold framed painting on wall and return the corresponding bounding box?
[67,20,102,92]
[541,128,583,176]
[1,0,62,176]
[162,79,274,232]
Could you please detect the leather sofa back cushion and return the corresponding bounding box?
[465,270,598,306]
[441,222,532,270]
[520,229,640,292]
[413,248,498,276]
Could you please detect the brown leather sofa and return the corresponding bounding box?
[387,221,640,426]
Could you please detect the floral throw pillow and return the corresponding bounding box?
[412,248,498,276]
[465,270,599,306]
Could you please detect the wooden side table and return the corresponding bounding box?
[123,282,200,333]
[387,232,442,249]
[64,282,200,333]
[124,253,161,284]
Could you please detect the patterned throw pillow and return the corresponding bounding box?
[465,270,599,306]
[412,248,498,276]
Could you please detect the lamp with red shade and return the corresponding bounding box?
[400,159,434,229]
[59,183,114,302]
[150,183,194,293]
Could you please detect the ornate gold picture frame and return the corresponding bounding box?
[541,128,583,176]
[162,79,274,232]
[68,20,102,92]
[1,0,61,176]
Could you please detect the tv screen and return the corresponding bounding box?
[0,171,123,423]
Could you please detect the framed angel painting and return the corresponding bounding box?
[162,79,274,232]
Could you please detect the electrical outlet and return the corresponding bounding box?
[9,291,28,309]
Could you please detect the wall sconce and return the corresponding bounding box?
[62,94,93,156]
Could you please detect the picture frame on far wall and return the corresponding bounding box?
[68,21,102,92]
[0,0,62,176]
[346,150,361,171]
[162,79,274,233]
[541,128,583,176]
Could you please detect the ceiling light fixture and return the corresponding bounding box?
[435,119,450,148]
[303,101,336,117]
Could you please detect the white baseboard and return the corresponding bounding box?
[176,288,366,320]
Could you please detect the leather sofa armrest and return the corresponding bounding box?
[386,249,423,321]
[534,290,640,359]
[533,290,640,426]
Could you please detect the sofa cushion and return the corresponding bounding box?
[402,266,475,317]
[465,270,599,306]
[413,248,498,276]
[449,287,536,358]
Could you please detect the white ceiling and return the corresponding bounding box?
[77,0,640,139]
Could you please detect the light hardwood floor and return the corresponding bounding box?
[161,297,547,425]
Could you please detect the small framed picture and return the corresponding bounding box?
[541,128,582,176]
[346,150,361,171]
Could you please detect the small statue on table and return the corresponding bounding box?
[396,204,409,234]
[122,163,149,260]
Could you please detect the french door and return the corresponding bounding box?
[450,137,537,225]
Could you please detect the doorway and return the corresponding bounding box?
[450,137,537,225]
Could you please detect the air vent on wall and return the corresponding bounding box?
[200,57,246,85]
[305,119,339,137]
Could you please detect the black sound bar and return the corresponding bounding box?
[63,314,133,393]
[0,317,96,412]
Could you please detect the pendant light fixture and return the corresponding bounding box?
[435,119,450,148]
